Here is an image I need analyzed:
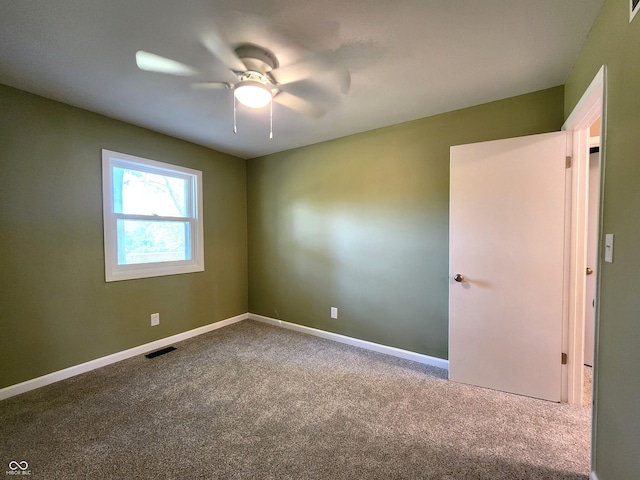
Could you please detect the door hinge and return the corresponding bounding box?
[566,156,572,169]
[561,353,568,365]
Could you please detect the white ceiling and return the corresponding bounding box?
[0,0,603,159]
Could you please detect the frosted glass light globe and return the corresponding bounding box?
[234,81,272,108]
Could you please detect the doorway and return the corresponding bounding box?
[448,65,605,477]
[562,65,605,409]
[562,66,606,478]
[449,76,606,406]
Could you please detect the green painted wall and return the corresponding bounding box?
[247,86,564,359]
[565,1,640,478]
[0,85,248,389]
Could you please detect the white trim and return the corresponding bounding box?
[248,313,450,370]
[0,313,248,401]
[0,312,449,401]
[590,471,599,480]
[561,65,606,407]
[563,66,605,131]
[560,130,573,404]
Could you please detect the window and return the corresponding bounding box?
[102,150,204,282]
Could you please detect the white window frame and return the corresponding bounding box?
[102,149,204,282]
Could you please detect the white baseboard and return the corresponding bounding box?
[0,313,248,401]
[2,312,448,401]
[248,313,449,370]
[590,471,599,480]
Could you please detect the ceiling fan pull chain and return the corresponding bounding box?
[233,94,238,134]
[269,97,273,140]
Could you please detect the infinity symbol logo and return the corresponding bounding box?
[8,461,28,471]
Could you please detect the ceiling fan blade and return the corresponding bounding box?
[269,56,350,94]
[192,82,233,90]
[334,67,351,95]
[273,91,326,118]
[201,31,247,72]
[135,51,197,76]
[269,58,324,85]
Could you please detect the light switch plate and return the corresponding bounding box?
[604,234,614,263]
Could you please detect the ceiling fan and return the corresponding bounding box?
[135,31,350,137]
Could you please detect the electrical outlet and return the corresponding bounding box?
[151,313,160,326]
[331,307,338,319]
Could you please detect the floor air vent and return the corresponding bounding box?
[145,346,176,359]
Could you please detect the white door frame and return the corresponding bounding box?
[561,65,606,408]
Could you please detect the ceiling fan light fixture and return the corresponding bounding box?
[234,80,272,109]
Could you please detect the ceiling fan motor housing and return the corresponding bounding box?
[234,44,279,76]
[238,71,270,85]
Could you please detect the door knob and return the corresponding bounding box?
[454,274,465,283]
[586,267,594,275]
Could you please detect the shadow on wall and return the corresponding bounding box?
[257,147,449,357]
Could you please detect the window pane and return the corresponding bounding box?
[114,167,187,217]
[117,219,190,265]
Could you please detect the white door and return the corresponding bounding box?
[449,131,567,402]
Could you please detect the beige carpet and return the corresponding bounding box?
[0,320,591,479]
[583,365,593,408]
